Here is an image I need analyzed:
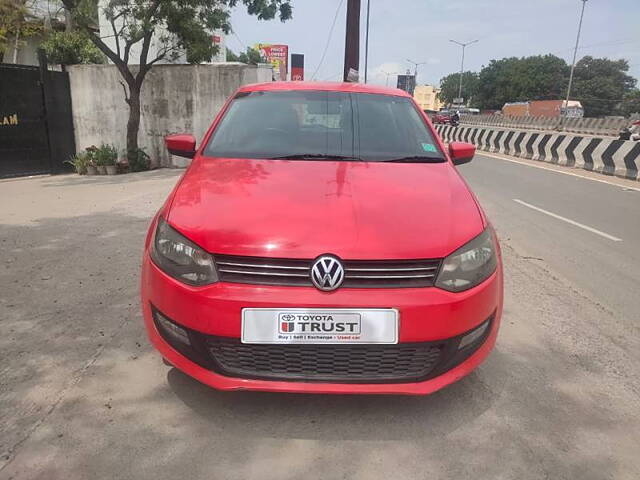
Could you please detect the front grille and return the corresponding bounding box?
[215,255,441,288]
[207,338,444,383]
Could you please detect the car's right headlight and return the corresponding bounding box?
[150,217,218,286]
[435,227,497,292]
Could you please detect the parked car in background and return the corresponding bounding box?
[432,110,451,124]
[142,82,503,395]
[457,107,480,116]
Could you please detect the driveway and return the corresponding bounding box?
[1,168,638,479]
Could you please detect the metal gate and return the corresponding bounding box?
[0,61,75,178]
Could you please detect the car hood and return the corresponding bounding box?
[167,157,484,259]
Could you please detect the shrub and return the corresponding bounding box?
[128,148,151,172]
[93,144,118,166]
[41,31,105,65]
[65,151,90,174]
[85,145,98,166]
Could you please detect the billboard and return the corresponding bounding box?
[396,74,416,96]
[291,53,304,81]
[255,43,289,80]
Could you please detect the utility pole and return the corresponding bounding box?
[343,0,361,82]
[407,59,426,84]
[565,0,588,116]
[449,39,478,105]
[364,0,371,83]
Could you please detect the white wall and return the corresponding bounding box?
[67,63,273,166]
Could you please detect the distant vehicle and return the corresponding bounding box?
[450,110,461,127]
[619,120,640,141]
[432,111,451,124]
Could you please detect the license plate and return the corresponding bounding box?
[241,308,398,344]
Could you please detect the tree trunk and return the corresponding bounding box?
[12,27,20,64]
[64,8,73,32]
[126,85,141,163]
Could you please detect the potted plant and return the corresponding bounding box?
[105,154,118,175]
[65,151,90,175]
[86,161,98,175]
[94,144,118,175]
[85,146,98,175]
[116,155,129,174]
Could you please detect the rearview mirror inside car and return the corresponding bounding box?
[165,134,196,159]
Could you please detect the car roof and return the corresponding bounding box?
[238,81,412,98]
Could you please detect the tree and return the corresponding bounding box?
[42,30,104,64]
[570,56,637,117]
[61,0,293,162]
[437,71,478,106]
[475,55,568,110]
[619,89,640,117]
[226,46,262,64]
[0,0,44,60]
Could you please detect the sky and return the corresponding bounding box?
[228,0,640,87]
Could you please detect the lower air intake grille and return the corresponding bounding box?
[206,338,444,383]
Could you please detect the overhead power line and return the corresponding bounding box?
[552,38,640,56]
[311,0,346,80]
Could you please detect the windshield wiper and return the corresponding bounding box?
[383,155,445,163]
[268,154,363,161]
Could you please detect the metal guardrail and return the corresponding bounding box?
[460,114,640,137]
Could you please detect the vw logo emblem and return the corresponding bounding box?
[311,255,345,291]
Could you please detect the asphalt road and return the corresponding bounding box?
[462,153,640,325]
[1,160,639,480]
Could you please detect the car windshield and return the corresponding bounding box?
[203,90,445,162]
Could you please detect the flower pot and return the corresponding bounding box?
[96,166,107,175]
[105,165,117,175]
[86,166,98,175]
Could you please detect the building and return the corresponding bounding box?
[97,0,226,64]
[2,0,69,65]
[397,74,416,96]
[413,85,442,112]
[502,102,529,117]
[502,100,584,118]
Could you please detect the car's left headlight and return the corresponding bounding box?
[150,217,218,286]
[435,227,497,292]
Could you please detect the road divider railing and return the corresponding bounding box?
[459,114,640,138]
[435,124,640,181]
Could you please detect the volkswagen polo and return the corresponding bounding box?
[141,81,503,395]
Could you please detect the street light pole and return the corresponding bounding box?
[364,0,371,83]
[449,39,478,104]
[565,0,588,115]
[406,59,426,83]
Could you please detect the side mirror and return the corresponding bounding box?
[448,142,475,166]
[165,134,196,159]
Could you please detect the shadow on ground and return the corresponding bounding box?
[0,182,637,480]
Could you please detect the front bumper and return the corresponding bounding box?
[141,252,503,395]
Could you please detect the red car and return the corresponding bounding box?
[141,82,503,395]
[432,112,451,124]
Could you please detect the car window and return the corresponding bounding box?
[355,93,443,161]
[204,90,444,162]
